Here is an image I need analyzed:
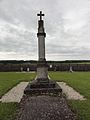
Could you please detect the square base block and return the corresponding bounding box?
[24,80,62,95]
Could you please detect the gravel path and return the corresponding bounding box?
[57,82,86,100]
[15,95,76,120]
[0,82,29,103]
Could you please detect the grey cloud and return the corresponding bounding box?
[0,22,37,54]
[0,0,90,60]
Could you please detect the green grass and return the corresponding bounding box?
[79,62,90,64]
[49,72,90,99]
[0,72,36,120]
[68,100,90,120]
[0,72,36,97]
[0,103,18,120]
[0,72,90,120]
[49,72,90,120]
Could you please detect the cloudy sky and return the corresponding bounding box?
[0,0,90,60]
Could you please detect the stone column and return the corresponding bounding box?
[37,20,46,61]
[36,13,48,83]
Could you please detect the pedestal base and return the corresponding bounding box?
[24,80,62,95]
[24,61,62,95]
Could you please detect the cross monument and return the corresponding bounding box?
[24,11,62,95]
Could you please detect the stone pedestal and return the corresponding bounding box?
[36,66,48,82]
[24,62,62,95]
[24,61,62,95]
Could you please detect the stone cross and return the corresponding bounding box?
[37,11,44,20]
[24,11,62,95]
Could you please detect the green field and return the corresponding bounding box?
[49,72,90,120]
[0,72,36,97]
[0,72,90,120]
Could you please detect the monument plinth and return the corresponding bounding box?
[24,11,62,95]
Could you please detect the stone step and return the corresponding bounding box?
[30,80,56,88]
[24,82,62,95]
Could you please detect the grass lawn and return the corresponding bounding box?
[0,72,90,120]
[0,103,18,120]
[49,72,90,99]
[0,72,36,120]
[0,72,36,97]
[49,72,90,120]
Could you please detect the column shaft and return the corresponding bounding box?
[38,36,45,61]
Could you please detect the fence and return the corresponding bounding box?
[0,63,90,72]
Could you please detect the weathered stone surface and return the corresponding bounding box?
[38,36,46,60]
[15,95,76,120]
[37,15,46,61]
[36,66,48,81]
[24,81,62,95]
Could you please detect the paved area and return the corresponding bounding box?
[57,82,86,100]
[0,82,29,103]
[15,72,35,73]
[15,95,76,120]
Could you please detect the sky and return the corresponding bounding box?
[0,0,90,61]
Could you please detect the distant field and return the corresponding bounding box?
[0,72,90,120]
[78,62,90,64]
